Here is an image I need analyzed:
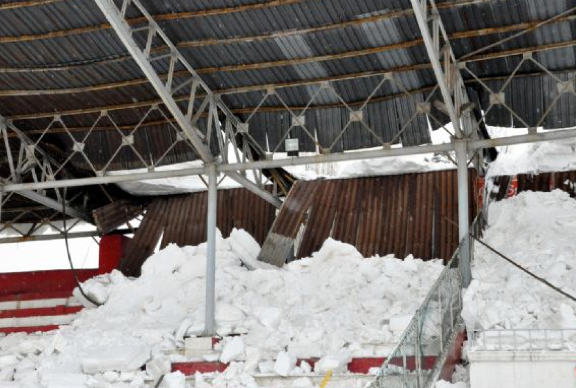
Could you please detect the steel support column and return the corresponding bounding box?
[455,140,471,287]
[204,164,217,336]
[411,0,477,287]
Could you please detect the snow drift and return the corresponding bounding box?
[0,229,445,387]
[463,190,576,331]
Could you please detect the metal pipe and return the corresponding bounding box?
[17,190,91,223]
[410,0,462,137]
[0,165,206,192]
[204,164,218,336]
[221,142,456,172]
[468,128,576,150]
[0,228,133,244]
[455,139,471,287]
[2,127,576,193]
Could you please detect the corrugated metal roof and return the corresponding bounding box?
[119,187,277,276]
[0,0,575,176]
[258,171,477,266]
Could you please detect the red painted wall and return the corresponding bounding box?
[0,234,130,298]
[0,269,99,297]
[98,234,131,275]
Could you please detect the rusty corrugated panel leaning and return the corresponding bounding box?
[258,170,477,267]
[92,200,144,235]
[119,188,277,276]
[120,199,168,277]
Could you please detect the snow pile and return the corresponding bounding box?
[462,190,576,331]
[486,137,576,178]
[435,381,467,388]
[286,152,455,181]
[76,230,443,362]
[0,229,444,386]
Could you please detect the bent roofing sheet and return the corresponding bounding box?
[0,0,575,171]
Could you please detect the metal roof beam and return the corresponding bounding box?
[16,190,91,223]
[412,0,479,286]
[0,228,133,244]
[0,0,494,45]
[94,0,214,163]
[3,127,576,192]
[94,0,281,208]
[1,115,92,223]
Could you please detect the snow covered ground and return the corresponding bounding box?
[462,190,576,333]
[0,229,444,388]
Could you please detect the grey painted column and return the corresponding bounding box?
[204,164,218,335]
[455,139,471,287]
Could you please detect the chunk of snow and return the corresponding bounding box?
[436,381,468,388]
[160,371,186,388]
[273,351,296,376]
[79,344,150,374]
[464,190,576,334]
[220,337,245,363]
[0,355,19,369]
[314,351,352,373]
[252,306,283,328]
[229,228,271,270]
[146,356,171,380]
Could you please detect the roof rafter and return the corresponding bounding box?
[0,0,318,44]
[2,16,575,97]
[5,40,576,122]
[0,0,504,70]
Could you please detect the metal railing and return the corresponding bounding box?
[469,328,576,352]
[368,248,463,388]
[369,215,484,388]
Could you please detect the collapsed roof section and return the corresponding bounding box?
[1,0,576,227]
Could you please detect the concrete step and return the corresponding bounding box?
[0,311,79,329]
[0,291,81,311]
[0,291,83,334]
[0,325,60,334]
[0,305,82,319]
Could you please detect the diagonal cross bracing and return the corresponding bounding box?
[0,116,92,223]
[94,0,281,207]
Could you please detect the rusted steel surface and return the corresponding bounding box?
[119,188,276,276]
[259,170,476,266]
[120,199,167,277]
[492,170,576,200]
[93,199,144,235]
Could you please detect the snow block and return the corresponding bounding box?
[79,344,150,374]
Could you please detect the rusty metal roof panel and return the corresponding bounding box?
[258,171,477,266]
[2,0,576,174]
[120,187,276,275]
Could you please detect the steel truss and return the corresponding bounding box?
[0,116,91,232]
[410,0,478,287]
[1,0,576,333]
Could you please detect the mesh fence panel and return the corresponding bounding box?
[369,216,483,388]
